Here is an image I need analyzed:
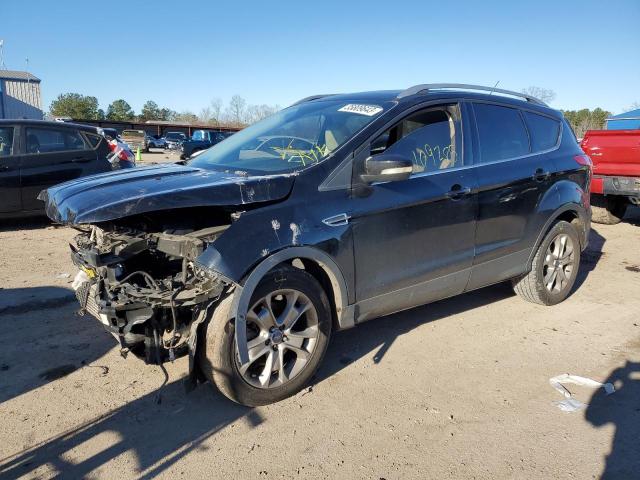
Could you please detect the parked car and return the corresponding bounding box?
[164,131,187,150]
[121,129,149,153]
[147,134,167,149]
[0,119,133,219]
[580,129,640,224]
[180,129,233,159]
[41,84,591,406]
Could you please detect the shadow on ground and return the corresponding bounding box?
[0,379,261,480]
[574,226,606,291]
[0,286,75,315]
[0,216,53,232]
[623,204,640,227]
[0,290,113,406]
[586,361,640,479]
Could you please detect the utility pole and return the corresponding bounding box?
[0,40,6,70]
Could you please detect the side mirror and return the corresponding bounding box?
[361,153,413,183]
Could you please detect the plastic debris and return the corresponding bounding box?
[549,373,615,413]
[71,270,89,290]
[56,273,71,279]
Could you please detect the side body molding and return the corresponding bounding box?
[228,246,353,364]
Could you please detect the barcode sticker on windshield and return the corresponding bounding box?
[338,104,383,116]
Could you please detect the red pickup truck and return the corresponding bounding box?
[581,129,640,224]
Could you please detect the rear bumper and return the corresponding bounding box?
[592,175,640,197]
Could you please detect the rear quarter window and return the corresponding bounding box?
[84,132,104,148]
[522,111,560,152]
[474,103,530,162]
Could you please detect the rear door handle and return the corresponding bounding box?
[533,168,550,182]
[445,185,472,200]
[0,165,9,171]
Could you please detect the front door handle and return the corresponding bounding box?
[71,156,90,163]
[446,185,471,200]
[0,165,9,172]
[533,168,550,182]
[322,213,350,227]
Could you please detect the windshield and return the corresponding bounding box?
[188,100,390,174]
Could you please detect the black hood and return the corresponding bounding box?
[39,164,295,224]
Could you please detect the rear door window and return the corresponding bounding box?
[0,126,14,156]
[25,127,86,154]
[474,103,530,162]
[522,111,560,152]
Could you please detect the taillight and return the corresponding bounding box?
[574,154,592,168]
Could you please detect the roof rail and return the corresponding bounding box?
[397,83,547,106]
[290,94,336,106]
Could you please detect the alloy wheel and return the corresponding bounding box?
[543,233,575,293]
[236,289,320,389]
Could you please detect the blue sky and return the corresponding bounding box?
[2,0,639,114]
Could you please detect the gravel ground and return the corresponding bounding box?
[0,206,639,479]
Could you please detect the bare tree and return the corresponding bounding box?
[625,101,640,112]
[198,107,212,124]
[521,86,556,104]
[226,95,247,126]
[210,98,223,126]
[173,110,198,124]
[245,103,279,124]
[193,96,279,127]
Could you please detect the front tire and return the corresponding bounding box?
[199,266,332,406]
[591,194,627,225]
[512,220,581,306]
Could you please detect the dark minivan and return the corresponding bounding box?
[41,84,591,406]
[0,120,132,219]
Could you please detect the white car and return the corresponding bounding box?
[147,135,167,149]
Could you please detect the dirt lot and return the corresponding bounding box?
[1,207,639,479]
[140,148,183,165]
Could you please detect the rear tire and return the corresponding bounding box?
[591,194,627,225]
[512,221,581,306]
[199,266,332,406]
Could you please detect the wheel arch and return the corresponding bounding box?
[230,246,353,364]
[527,203,588,269]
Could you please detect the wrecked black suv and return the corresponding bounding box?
[41,84,591,406]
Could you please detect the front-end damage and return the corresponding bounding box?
[40,164,296,372]
[70,220,233,365]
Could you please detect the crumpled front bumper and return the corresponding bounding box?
[72,270,153,348]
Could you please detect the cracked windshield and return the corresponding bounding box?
[188,100,391,174]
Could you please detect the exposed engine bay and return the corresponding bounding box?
[69,212,235,364]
